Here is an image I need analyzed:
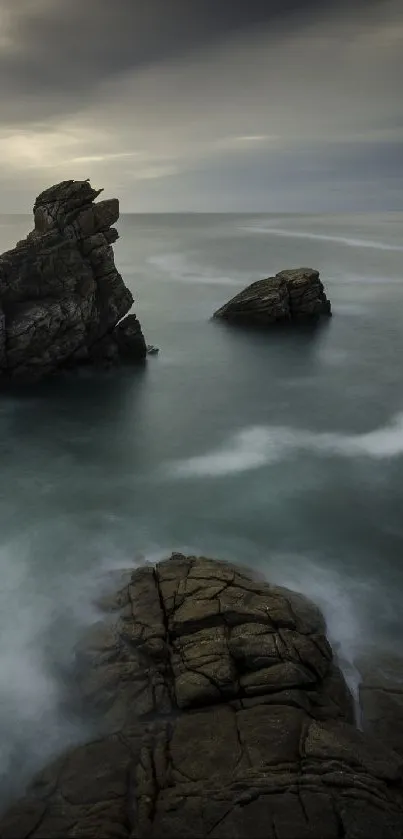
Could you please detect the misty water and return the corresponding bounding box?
[1,211,403,803]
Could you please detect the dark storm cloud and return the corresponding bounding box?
[0,0,380,111]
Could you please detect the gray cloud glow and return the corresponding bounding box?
[0,0,402,211]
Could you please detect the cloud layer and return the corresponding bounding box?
[0,0,402,210]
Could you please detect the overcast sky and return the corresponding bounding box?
[0,0,402,211]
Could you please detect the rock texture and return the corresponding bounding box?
[0,180,146,382]
[358,651,403,759]
[1,554,403,838]
[213,268,331,326]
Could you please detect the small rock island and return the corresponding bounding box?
[213,268,331,326]
[1,554,402,838]
[0,180,146,383]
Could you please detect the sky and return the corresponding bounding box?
[0,0,402,212]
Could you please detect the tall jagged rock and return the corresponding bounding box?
[213,268,331,326]
[0,180,146,382]
[1,554,402,838]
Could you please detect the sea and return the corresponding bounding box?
[1,210,403,803]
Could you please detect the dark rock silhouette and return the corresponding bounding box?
[0,180,146,383]
[1,554,402,838]
[213,268,331,326]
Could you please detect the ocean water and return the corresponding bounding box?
[1,210,403,802]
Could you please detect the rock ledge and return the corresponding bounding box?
[1,554,403,838]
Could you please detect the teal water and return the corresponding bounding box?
[1,210,403,801]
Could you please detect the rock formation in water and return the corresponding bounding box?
[0,180,147,383]
[1,554,403,838]
[213,268,331,326]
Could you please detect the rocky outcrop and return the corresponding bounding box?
[0,180,147,382]
[1,554,403,838]
[358,650,403,759]
[213,268,331,326]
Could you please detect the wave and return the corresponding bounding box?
[0,534,173,805]
[0,542,87,803]
[164,413,403,478]
[239,225,403,252]
[147,252,242,286]
[268,554,379,722]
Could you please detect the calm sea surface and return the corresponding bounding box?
[1,211,403,801]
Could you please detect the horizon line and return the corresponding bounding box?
[1,209,402,217]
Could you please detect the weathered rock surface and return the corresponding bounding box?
[0,180,147,382]
[213,268,331,326]
[1,555,403,838]
[358,650,403,759]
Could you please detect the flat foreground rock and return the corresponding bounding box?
[1,555,402,838]
[213,268,331,326]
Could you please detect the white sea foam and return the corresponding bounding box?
[0,535,159,803]
[269,554,375,723]
[165,413,403,478]
[0,543,85,799]
[239,225,403,252]
[148,252,242,286]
